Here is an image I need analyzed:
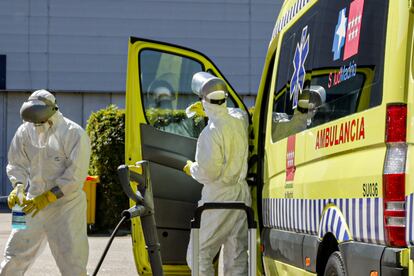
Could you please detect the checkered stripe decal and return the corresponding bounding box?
[262,197,385,244]
[272,0,311,38]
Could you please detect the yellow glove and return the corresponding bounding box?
[23,191,57,217]
[7,184,25,209]
[183,160,193,176]
[186,101,206,118]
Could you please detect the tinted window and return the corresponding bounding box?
[139,50,205,138]
[271,0,388,142]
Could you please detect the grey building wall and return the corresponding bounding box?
[0,0,282,199]
[1,0,281,94]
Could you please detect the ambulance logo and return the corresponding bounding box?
[332,0,365,61]
[332,8,347,61]
[290,25,309,109]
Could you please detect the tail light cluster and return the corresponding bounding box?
[383,104,407,247]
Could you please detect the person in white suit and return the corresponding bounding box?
[0,89,91,276]
[184,72,251,275]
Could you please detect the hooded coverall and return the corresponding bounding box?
[0,111,91,276]
[186,100,251,276]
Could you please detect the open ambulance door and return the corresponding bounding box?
[125,37,248,275]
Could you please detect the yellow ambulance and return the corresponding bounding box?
[124,0,414,274]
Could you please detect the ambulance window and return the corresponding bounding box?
[139,49,205,138]
[275,33,296,95]
[306,0,388,128]
[271,15,316,142]
[309,73,366,127]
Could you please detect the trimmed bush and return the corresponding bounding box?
[85,105,201,231]
[86,105,128,231]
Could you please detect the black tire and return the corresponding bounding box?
[324,251,346,276]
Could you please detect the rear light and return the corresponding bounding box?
[385,216,405,226]
[384,145,407,174]
[386,105,407,142]
[383,104,407,247]
[385,201,405,210]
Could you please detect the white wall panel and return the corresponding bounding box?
[0,2,29,15]
[29,0,48,17]
[48,72,125,91]
[111,93,126,109]
[56,93,83,125]
[0,34,28,52]
[251,22,275,39]
[28,35,49,52]
[0,0,281,94]
[82,94,111,127]
[6,93,28,147]
[28,18,48,36]
[251,38,271,58]
[252,3,280,22]
[0,16,28,35]
[48,53,124,73]
[49,36,127,55]
[50,1,249,21]
[2,92,28,197]
[49,18,249,39]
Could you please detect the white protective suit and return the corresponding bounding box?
[186,100,251,276]
[0,107,91,275]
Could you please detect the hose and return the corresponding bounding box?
[92,215,127,276]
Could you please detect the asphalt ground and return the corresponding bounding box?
[0,210,137,275]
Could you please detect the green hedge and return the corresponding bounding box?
[86,105,128,231]
[85,104,246,230]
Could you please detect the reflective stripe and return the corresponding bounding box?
[262,197,385,244]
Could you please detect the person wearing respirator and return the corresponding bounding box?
[184,72,251,275]
[0,89,90,276]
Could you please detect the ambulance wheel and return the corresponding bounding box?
[324,251,346,276]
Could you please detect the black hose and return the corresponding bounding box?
[92,215,127,276]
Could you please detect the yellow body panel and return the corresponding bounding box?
[405,3,414,199]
